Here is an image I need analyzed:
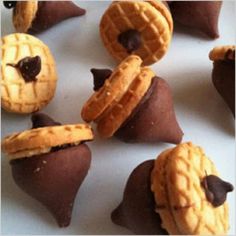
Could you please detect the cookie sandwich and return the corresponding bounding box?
[81,55,183,144]
[112,142,234,235]
[100,1,173,65]
[1,113,94,227]
[1,33,57,114]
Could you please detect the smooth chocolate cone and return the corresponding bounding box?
[115,77,183,144]
[111,160,168,235]
[212,60,235,116]
[169,1,222,38]
[31,113,61,128]
[10,144,91,227]
[29,1,86,33]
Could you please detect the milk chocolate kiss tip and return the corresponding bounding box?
[28,1,86,34]
[31,113,61,128]
[91,68,112,91]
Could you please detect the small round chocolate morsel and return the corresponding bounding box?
[31,113,61,129]
[3,1,16,9]
[7,56,41,82]
[91,68,112,91]
[118,29,142,53]
[202,175,234,207]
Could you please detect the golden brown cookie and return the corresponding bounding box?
[1,33,57,114]
[209,45,235,61]
[151,142,230,235]
[2,123,93,160]
[100,0,173,65]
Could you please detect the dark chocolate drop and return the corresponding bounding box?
[91,68,112,91]
[31,113,61,129]
[7,56,41,82]
[202,175,234,207]
[118,29,142,53]
[3,1,16,9]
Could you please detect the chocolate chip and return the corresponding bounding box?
[202,175,234,207]
[91,68,112,91]
[7,56,41,82]
[3,1,16,9]
[31,113,61,129]
[118,29,142,53]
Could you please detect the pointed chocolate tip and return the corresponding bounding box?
[111,203,125,227]
[91,68,112,91]
[31,113,61,128]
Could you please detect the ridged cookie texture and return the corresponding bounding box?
[1,33,57,114]
[151,142,230,235]
[100,0,173,65]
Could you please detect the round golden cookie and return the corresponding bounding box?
[2,124,94,160]
[1,33,57,114]
[151,142,229,235]
[97,67,154,138]
[13,0,38,33]
[81,55,142,122]
[209,45,235,61]
[100,0,173,65]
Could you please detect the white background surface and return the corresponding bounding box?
[1,1,235,235]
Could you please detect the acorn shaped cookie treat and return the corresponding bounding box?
[3,1,86,34]
[1,113,94,227]
[167,1,222,39]
[1,33,57,114]
[112,142,234,235]
[81,55,183,144]
[100,1,173,65]
[209,45,235,116]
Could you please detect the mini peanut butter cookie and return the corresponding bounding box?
[3,1,85,34]
[209,45,235,115]
[112,142,234,235]
[81,55,183,144]
[100,1,173,65]
[1,113,94,227]
[1,33,57,114]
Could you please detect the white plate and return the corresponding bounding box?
[1,1,235,235]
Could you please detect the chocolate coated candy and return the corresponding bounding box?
[91,68,112,91]
[31,113,61,128]
[11,144,91,227]
[202,175,234,207]
[115,77,183,144]
[7,56,41,82]
[118,29,142,53]
[111,160,167,234]
[212,58,235,115]
[3,1,16,9]
[168,1,222,38]
[28,1,86,34]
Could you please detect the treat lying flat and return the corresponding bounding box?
[100,1,173,65]
[81,55,183,144]
[1,113,94,227]
[1,33,57,114]
[209,45,235,116]
[112,142,234,235]
[167,1,222,39]
[3,1,85,34]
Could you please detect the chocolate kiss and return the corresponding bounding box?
[31,113,61,128]
[111,160,168,234]
[115,77,183,144]
[28,1,86,34]
[10,144,91,227]
[168,1,222,38]
[212,59,235,116]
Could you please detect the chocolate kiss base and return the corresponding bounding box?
[212,60,235,116]
[168,1,222,39]
[28,1,86,34]
[111,160,168,235]
[115,77,183,144]
[10,144,91,227]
